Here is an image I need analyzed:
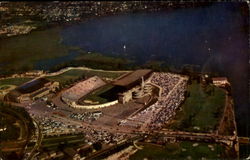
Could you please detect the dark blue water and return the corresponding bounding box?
[60,3,248,139]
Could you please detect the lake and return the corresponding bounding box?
[0,1,248,157]
[60,2,249,139]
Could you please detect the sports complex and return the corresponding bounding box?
[60,69,155,109]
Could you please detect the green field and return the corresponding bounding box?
[80,84,115,104]
[46,69,86,85]
[71,52,131,70]
[169,81,226,132]
[130,142,225,160]
[0,77,32,86]
[0,85,12,90]
[46,69,125,85]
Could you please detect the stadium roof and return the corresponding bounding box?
[16,78,50,94]
[113,69,152,87]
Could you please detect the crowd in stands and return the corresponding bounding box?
[120,72,188,131]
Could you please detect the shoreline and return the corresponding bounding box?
[0,1,214,39]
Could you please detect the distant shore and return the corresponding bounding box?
[0,1,213,39]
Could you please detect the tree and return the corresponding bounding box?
[93,141,102,151]
[225,84,231,94]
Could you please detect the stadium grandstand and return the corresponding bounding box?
[61,76,106,105]
[112,69,153,104]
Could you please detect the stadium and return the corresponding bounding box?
[5,78,59,103]
[61,69,155,109]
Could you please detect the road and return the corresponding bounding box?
[154,130,236,146]
[26,119,43,160]
[85,136,143,160]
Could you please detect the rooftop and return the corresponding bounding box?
[16,78,50,94]
[113,69,152,87]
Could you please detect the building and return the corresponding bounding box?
[61,70,154,107]
[113,69,153,90]
[212,77,229,87]
[5,78,59,103]
[24,70,44,77]
[112,69,153,104]
[63,147,80,160]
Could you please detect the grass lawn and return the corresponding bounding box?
[130,142,225,160]
[0,78,32,87]
[46,69,125,85]
[80,84,115,104]
[73,52,130,70]
[0,85,12,90]
[46,69,86,85]
[80,70,126,79]
[169,81,226,132]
